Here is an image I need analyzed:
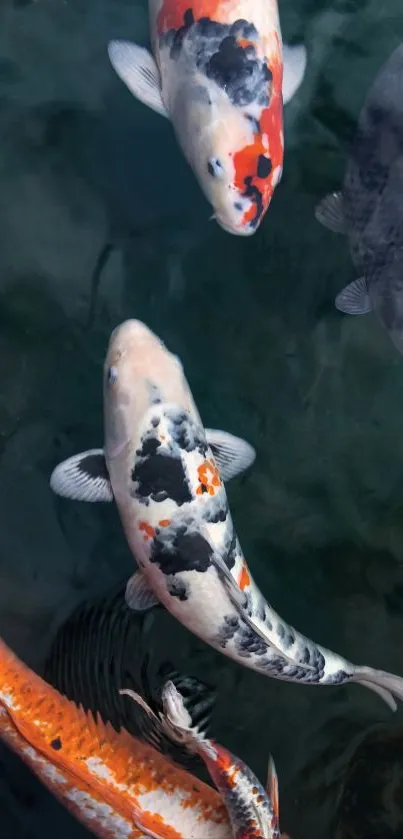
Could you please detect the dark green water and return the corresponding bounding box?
[2,0,403,837]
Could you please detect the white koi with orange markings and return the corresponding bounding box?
[106,0,307,235]
[51,320,403,711]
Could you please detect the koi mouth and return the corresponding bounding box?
[213,214,256,236]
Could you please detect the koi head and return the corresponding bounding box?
[170,72,283,237]
[103,319,198,461]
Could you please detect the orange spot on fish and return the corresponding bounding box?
[156,0,221,35]
[233,36,283,229]
[196,460,221,496]
[158,519,171,527]
[139,521,155,542]
[237,38,254,50]
[238,565,250,591]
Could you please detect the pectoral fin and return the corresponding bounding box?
[282,43,307,104]
[125,570,160,611]
[107,41,169,118]
[205,428,256,481]
[50,449,113,502]
[335,277,372,314]
[315,191,347,234]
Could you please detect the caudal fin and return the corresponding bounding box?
[353,666,403,711]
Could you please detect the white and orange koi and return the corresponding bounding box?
[51,320,403,710]
[0,635,232,839]
[107,0,306,235]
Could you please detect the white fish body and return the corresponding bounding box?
[51,320,403,711]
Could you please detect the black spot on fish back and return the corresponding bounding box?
[132,452,192,506]
[159,12,272,111]
[151,528,213,575]
[257,154,272,179]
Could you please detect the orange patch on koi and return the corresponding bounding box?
[156,0,221,35]
[233,41,283,229]
[158,519,171,527]
[196,460,221,496]
[139,521,155,541]
[238,565,250,591]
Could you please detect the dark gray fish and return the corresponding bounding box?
[44,584,215,772]
[315,43,403,355]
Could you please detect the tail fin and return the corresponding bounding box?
[353,666,403,711]
[120,680,201,756]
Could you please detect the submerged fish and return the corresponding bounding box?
[0,634,232,838]
[107,0,307,236]
[122,679,281,838]
[315,43,403,355]
[51,319,403,709]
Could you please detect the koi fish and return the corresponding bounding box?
[122,679,281,838]
[315,43,403,356]
[107,0,307,235]
[50,319,403,710]
[0,634,232,839]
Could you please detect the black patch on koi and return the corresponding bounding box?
[50,738,62,750]
[151,529,213,575]
[132,452,192,506]
[257,154,272,178]
[159,14,272,110]
[167,577,189,601]
[165,407,208,456]
[325,669,350,685]
[216,615,239,648]
[236,625,267,657]
[203,499,228,524]
[135,437,161,459]
[224,530,237,571]
[276,623,296,650]
[242,176,264,229]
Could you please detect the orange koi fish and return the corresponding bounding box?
[0,635,231,838]
[107,0,306,235]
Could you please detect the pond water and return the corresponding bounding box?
[1,1,403,837]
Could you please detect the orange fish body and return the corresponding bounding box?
[0,637,231,839]
[108,0,306,235]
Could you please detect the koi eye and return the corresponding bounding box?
[207,158,224,178]
[107,366,118,385]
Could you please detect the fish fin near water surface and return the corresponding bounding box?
[107,41,169,118]
[315,191,347,234]
[210,550,313,669]
[266,755,279,820]
[353,666,403,711]
[205,428,256,481]
[335,277,372,315]
[49,449,113,502]
[282,43,307,104]
[125,570,160,611]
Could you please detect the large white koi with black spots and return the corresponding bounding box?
[51,320,403,710]
[107,0,307,235]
